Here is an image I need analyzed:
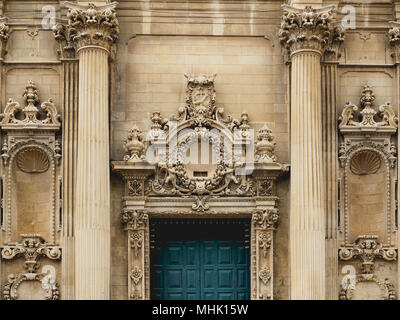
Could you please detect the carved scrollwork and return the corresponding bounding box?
[3,272,59,300]
[0,80,61,129]
[339,235,397,274]
[339,275,396,300]
[339,85,398,130]
[1,234,61,273]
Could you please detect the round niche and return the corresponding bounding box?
[350,150,381,175]
[16,148,50,173]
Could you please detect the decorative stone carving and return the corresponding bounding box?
[0,81,62,244]
[16,148,50,173]
[123,125,145,162]
[52,23,76,59]
[350,150,381,175]
[1,234,61,300]
[339,235,396,274]
[63,2,120,53]
[0,80,61,129]
[252,208,280,230]
[112,73,288,301]
[339,85,398,130]
[3,272,59,300]
[279,5,336,55]
[121,210,149,300]
[252,209,279,300]
[339,275,396,300]
[255,124,276,163]
[1,234,61,272]
[0,16,9,58]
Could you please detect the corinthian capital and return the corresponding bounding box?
[279,5,338,56]
[58,1,120,54]
[388,21,400,62]
[0,16,9,59]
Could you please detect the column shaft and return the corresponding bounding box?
[322,62,339,300]
[290,51,325,299]
[61,60,79,299]
[75,47,110,300]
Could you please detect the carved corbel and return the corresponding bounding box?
[339,235,397,275]
[251,208,279,300]
[0,15,9,59]
[121,210,149,300]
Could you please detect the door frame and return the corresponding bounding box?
[120,201,280,300]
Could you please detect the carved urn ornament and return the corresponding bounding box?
[123,125,145,162]
[339,85,398,130]
[255,124,277,163]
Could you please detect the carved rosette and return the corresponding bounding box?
[279,5,336,56]
[251,209,279,300]
[59,2,120,54]
[121,210,149,300]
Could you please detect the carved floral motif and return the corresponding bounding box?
[279,5,336,55]
[339,85,398,130]
[252,209,280,230]
[61,2,120,53]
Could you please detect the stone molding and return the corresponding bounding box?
[1,234,61,300]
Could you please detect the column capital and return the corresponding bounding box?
[0,15,9,59]
[54,1,120,57]
[279,4,343,58]
[388,21,400,63]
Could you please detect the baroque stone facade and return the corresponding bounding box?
[0,0,399,300]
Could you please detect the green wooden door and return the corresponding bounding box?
[150,219,250,300]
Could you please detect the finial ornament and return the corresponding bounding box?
[339,85,398,130]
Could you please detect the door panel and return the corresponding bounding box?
[151,219,250,300]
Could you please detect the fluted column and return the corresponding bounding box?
[64,1,119,300]
[279,4,338,299]
[322,31,344,300]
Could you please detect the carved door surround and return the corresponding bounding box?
[112,74,289,300]
[338,85,398,299]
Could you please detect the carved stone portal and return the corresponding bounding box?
[112,74,289,300]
